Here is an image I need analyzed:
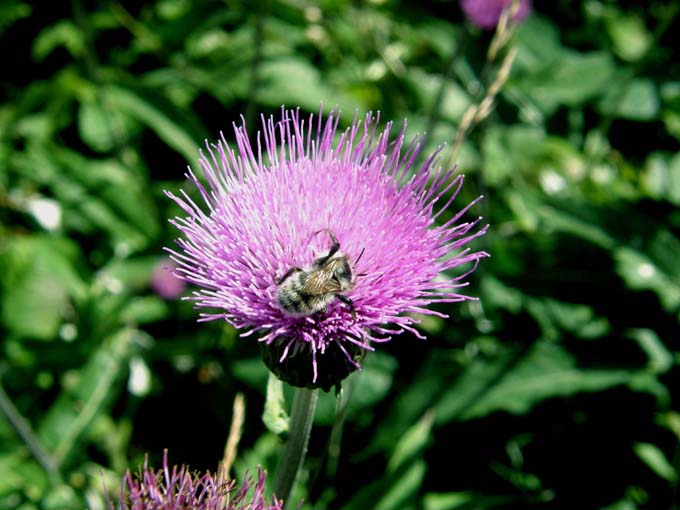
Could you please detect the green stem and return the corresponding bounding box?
[274,387,318,509]
[0,382,60,481]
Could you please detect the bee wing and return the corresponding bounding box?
[305,272,342,294]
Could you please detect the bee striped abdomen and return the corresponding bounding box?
[278,271,316,314]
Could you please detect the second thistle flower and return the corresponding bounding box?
[167,108,488,390]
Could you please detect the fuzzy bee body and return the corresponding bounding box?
[277,230,359,318]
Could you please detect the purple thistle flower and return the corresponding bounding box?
[166,108,488,390]
[460,0,532,29]
[113,451,282,510]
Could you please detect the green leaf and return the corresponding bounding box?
[106,85,201,164]
[602,498,638,510]
[262,373,289,437]
[481,275,523,314]
[514,16,563,70]
[347,352,397,414]
[77,100,122,153]
[375,461,426,510]
[387,411,434,472]
[669,152,680,205]
[537,203,616,249]
[0,1,31,36]
[605,11,652,62]
[514,50,617,114]
[423,491,512,510]
[627,329,672,373]
[371,352,453,454]
[231,358,269,391]
[482,125,545,186]
[409,68,471,122]
[424,492,474,510]
[120,297,170,324]
[413,19,462,59]
[32,20,83,61]
[0,235,86,340]
[525,297,610,341]
[643,152,672,200]
[0,453,47,502]
[435,342,641,423]
[15,144,160,250]
[316,351,397,426]
[634,442,677,482]
[661,81,680,140]
[103,256,164,291]
[346,414,431,510]
[598,79,659,121]
[37,328,137,467]
[255,57,357,114]
[614,245,680,312]
[41,484,80,510]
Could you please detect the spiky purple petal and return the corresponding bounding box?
[113,451,282,510]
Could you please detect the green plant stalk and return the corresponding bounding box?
[274,386,318,509]
[0,382,60,482]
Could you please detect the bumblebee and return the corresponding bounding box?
[277,229,362,319]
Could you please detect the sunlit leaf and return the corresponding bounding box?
[614,246,680,312]
[0,235,86,340]
[262,373,289,437]
[604,10,652,62]
[0,453,47,503]
[375,461,426,510]
[32,20,82,61]
[387,411,434,472]
[634,442,676,482]
[423,491,512,510]
[627,329,672,373]
[78,100,126,153]
[120,297,169,324]
[598,78,659,121]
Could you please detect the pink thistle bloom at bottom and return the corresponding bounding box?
[461,0,532,29]
[112,451,282,510]
[166,108,488,390]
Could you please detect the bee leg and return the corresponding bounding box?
[336,294,356,321]
[276,266,303,285]
[313,229,340,265]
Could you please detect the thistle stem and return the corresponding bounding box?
[274,387,318,509]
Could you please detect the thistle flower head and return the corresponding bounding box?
[167,107,488,390]
[460,0,532,29]
[114,451,281,510]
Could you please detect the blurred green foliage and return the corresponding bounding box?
[1,1,679,509]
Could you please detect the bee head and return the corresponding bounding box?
[334,256,354,290]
